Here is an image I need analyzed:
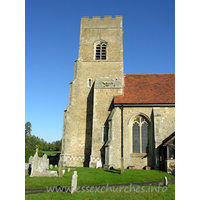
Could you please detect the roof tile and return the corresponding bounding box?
[114,74,175,104]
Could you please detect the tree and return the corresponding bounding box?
[25,122,32,138]
[25,122,62,151]
[25,122,32,150]
[49,141,56,151]
[43,141,49,151]
[55,140,62,151]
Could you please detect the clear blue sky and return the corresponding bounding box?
[25,0,175,143]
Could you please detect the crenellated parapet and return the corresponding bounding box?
[81,15,123,29]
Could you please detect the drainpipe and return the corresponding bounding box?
[120,104,124,174]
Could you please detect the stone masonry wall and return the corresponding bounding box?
[60,16,124,167]
[89,86,122,168]
[79,16,123,62]
[107,106,175,169]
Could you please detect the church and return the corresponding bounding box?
[60,16,175,174]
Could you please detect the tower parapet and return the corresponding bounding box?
[81,16,122,29]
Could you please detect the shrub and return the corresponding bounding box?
[25,150,44,163]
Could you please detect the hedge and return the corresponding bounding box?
[25,150,44,163]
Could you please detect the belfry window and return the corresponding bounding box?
[96,43,106,60]
[132,116,149,153]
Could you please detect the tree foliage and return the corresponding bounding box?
[25,122,62,151]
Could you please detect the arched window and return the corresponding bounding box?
[96,43,106,60]
[132,116,149,153]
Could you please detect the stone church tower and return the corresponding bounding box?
[60,16,124,167]
[60,16,175,172]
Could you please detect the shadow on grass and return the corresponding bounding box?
[103,168,121,174]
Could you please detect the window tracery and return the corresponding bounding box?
[132,116,149,153]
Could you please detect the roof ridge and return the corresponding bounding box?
[124,73,175,76]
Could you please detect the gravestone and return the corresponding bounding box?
[50,164,53,169]
[67,168,70,172]
[58,160,62,178]
[43,154,49,169]
[29,148,55,177]
[58,165,62,177]
[96,159,102,168]
[164,176,168,186]
[25,163,29,170]
[55,164,57,168]
[30,149,39,177]
[71,171,78,194]
[29,156,33,164]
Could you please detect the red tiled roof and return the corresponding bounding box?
[114,74,175,104]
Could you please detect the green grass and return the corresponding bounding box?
[41,151,60,156]
[25,167,174,190]
[25,184,175,200]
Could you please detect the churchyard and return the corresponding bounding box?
[26,166,175,199]
[25,149,175,199]
[26,167,173,189]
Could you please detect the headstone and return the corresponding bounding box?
[30,149,39,177]
[58,159,62,177]
[62,170,65,175]
[28,150,50,177]
[47,171,58,176]
[25,163,29,170]
[29,156,33,164]
[67,168,70,172]
[58,166,62,177]
[71,171,78,194]
[28,149,57,177]
[43,154,48,169]
[96,159,102,168]
[50,164,53,169]
[164,176,168,186]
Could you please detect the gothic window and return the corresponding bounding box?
[96,43,106,60]
[132,116,149,153]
